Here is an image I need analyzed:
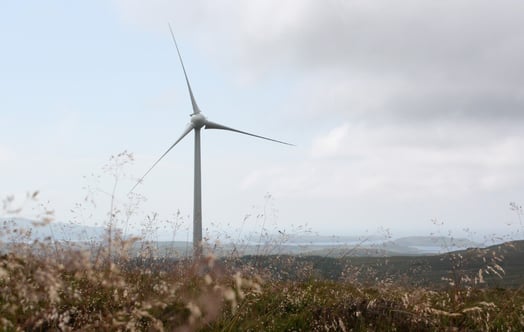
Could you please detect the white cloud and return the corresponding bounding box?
[114,0,524,119]
[115,1,524,74]
[311,123,350,158]
[247,122,524,202]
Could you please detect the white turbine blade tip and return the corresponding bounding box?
[129,124,194,193]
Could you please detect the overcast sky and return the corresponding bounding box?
[2,1,524,242]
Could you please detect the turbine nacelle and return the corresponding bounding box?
[190,113,207,129]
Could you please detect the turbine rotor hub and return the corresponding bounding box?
[191,113,207,129]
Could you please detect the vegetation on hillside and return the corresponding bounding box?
[1,240,524,331]
[2,154,523,331]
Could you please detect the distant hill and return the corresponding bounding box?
[0,217,109,242]
[389,235,479,248]
[231,240,524,288]
[2,217,522,288]
[111,235,485,258]
[0,218,499,259]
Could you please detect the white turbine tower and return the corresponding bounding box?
[131,25,293,258]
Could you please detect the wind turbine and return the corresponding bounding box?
[131,25,293,258]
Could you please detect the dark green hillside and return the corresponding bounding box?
[230,240,524,288]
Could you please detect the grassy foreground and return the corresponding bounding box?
[1,244,524,331]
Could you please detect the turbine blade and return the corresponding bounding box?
[204,120,294,146]
[168,23,201,115]
[130,124,194,193]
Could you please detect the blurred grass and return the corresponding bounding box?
[1,241,524,331]
[2,157,523,331]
